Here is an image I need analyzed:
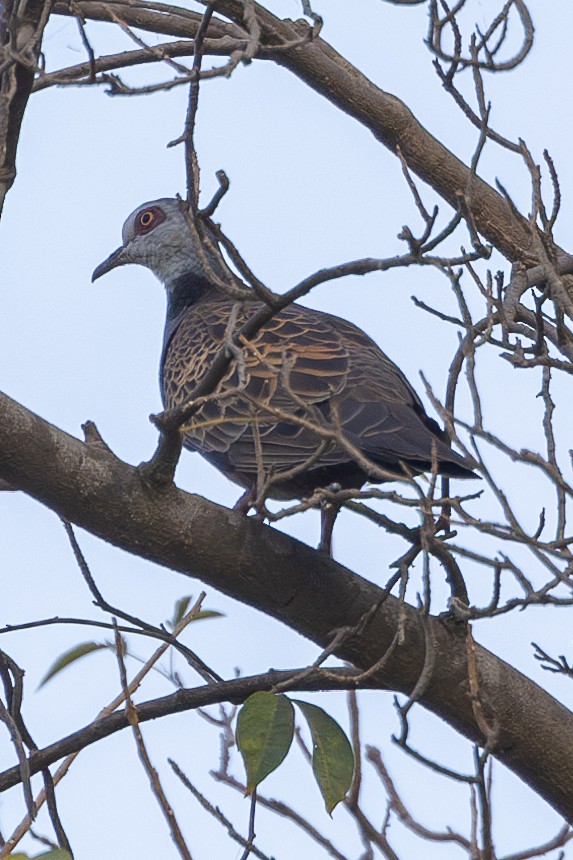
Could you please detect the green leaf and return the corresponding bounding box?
[236,692,295,793]
[294,700,355,814]
[167,595,223,630]
[170,594,193,627]
[39,642,107,687]
[35,851,73,859]
[191,609,224,621]
[10,851,72,859]
[171,595,193,627]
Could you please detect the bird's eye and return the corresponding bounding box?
[134,206,165,235]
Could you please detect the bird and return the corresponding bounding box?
[92,197,477,552]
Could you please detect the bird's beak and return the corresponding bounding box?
[91,245,128,282]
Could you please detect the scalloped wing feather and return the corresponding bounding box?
[161,299,473,488]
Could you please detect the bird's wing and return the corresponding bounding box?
[162,300,351,471]
[162,300,466,477]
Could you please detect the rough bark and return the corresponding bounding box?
[0,389,572,823]
[0,0,51,214]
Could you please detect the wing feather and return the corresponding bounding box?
[161,299,470,484]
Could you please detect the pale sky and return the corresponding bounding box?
[1,1,573,856]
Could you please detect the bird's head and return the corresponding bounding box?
[92,197,218,289]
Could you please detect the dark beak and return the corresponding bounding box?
[92,246,128,282]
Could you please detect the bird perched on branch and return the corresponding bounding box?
[93,197,476,552]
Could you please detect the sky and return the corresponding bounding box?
[1,0,573,857]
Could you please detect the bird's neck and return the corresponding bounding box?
[162,272,220,370]
[165,272,218,322]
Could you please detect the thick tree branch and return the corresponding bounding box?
[0,389,572,822]
[0,0,52,213]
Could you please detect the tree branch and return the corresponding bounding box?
[49,0,543,266]
[0,0,52,213]
[0,389,572,822]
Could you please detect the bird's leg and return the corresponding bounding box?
[318,483,342,556]
[319,503,340,555]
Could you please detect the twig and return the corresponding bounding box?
[170,761,273,860]
[113,622,194,860]
[60,519,222,683]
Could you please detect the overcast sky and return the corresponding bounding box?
[2,1,573,857]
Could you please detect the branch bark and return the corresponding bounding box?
[0,389,572,823]
[0,0,51,214]
[0,668,367,791]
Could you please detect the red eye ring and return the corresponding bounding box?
[134,205,166,235]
